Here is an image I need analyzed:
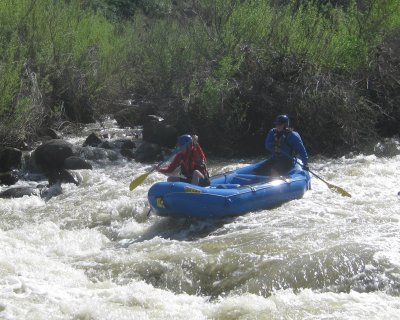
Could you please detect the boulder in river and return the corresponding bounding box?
[83,132,103,147]
[33,139,74,171]
[0,186,40,198]
[0,170,19,186]
[0,147,22,171]
[134,141,161,163]
[0,147,22,186]
[142,115,178,148]
[64,156,93,170]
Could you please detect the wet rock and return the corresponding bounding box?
[81,147,119,161]
[115,139,136,149]
[114,102,157,128]
[0,170,19,186]
[83,132,102,147]
[134,142,161,162]
[64,156,93,170]
[48,169,79,186]
[40,183,63,202]
[99,140,116,149]
[114,108,142,127]
[142,115,178,148]
[0,186,39,198]
[120,148,135,159]
[33,139,74,171]
[0,147,22,171]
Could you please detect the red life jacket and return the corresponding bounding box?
[180,144,208,179]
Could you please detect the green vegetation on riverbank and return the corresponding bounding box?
[1,0,399,155]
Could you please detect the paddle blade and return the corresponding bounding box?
[306,168,351,198]
[326,182,352,197]
[129,171,152,191]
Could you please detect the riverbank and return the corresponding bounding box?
[1,1,400,157]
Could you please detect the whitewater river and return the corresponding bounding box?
[1,121,399,320]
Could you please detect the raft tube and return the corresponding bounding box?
[147,159,311,219]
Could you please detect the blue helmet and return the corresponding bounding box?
[274,114,289,125]
[177,134,193,147]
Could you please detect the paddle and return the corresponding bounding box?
[129,167,158,191]
[278,142,351,197]
[129,142,190,191]
[307,168,351,197]
[294,158,351,197]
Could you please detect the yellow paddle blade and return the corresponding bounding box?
[129,171,152,191]
[326,182,352,197]
[307,169,351,198]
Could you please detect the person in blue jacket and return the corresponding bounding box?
[255,114,309,176]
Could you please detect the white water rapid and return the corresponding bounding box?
[1,120,399,320]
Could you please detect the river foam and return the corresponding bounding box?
[1,123,399,319]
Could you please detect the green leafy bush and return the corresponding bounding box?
[1,0,399,154]
[0,0,128,145]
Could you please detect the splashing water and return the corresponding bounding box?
[1,122,399,320]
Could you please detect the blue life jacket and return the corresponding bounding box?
[264,128,308,165]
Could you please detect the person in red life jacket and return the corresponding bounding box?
[157,134,210,186]
[255,114,308,176]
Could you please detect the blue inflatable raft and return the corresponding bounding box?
[148,159,311,219]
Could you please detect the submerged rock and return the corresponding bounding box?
[40,183,63,202]
[0,186,40,198]
[0,184,64,202]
